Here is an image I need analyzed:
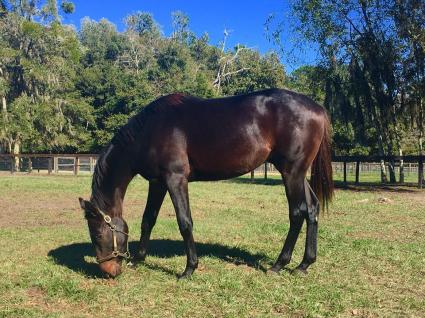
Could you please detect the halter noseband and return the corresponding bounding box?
[96,210,131,264]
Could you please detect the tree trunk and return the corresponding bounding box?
[420,131,424,185]
[1,95,7,153]
[380,160,388,183]
[1,96,6,112]
[388,161,396,183]
[377,133,388,182]
[387,141,396,183]
[399,148,404,183]
[393,127,404,183]
[12,141,20,172]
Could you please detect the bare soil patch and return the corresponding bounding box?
[0,192,148,228]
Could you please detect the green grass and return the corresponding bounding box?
[0,174,424,317]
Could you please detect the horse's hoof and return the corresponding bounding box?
[177,268,195,280]
[129,255,146,267]
[269,264,282,274]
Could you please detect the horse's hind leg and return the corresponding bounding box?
[271,169,320,273]
[296,179,319,273]
[270,171,306,272]
[135,181,167,263]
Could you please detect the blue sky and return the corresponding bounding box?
[62,0,319,71]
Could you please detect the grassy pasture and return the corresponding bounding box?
[0,174,424,317]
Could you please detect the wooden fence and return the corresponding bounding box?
[0,154,98,175]
[0,154,424,188]
[333,155,424,188]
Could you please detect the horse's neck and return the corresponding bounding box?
[92,145,135,217]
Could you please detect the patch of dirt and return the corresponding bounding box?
[272,304,290,315]
[377,197,393,204]
[0,192,83,228]
[401,191,425,204]
[24,286,91,317]
[0,186,207,228]
[26,286,45,299]
[0,191,149,228]
[349,308,378,317]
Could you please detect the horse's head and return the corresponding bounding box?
[78,198,130,278]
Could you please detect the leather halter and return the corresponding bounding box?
[96,209,131,264]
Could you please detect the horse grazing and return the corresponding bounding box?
[78,88,333,279]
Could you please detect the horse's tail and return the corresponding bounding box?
[310,113,334,212]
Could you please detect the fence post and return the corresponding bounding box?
[48,157,52,174]
[355,161,360,184]
[343,161,347,184]
[28,157,32,173]
[399,157,404,183]
[90,156,94,173]
[74,156,80,175]
[10,155,14,174]
[419,157,424,189]
[54,156,58,173]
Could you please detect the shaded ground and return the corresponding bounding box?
[48,239,269,278]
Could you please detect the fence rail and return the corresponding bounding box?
[333,155,424,188]
[0,154,98,175]
[0,154,424,188]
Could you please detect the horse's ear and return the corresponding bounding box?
[78,198,100,219]
[78,197,86,210]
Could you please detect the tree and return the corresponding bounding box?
[288,0,424,182]
[171,11,193,44]
[1,0,74,21]
[392,0,425,156]
[287,65,326,103]
[0,9,93,160]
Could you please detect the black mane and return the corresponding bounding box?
[90,144,113,211]
[111,93,198,148]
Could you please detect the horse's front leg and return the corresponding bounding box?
[134,181,167,263]
[165,172,198,279]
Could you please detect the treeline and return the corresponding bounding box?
[0,1,424,182]
[0,1,285,154]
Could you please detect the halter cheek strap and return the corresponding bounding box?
[96,210,131,264]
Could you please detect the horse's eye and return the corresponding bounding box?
[94,233,103,240]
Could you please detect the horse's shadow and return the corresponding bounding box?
[48,239,270,278]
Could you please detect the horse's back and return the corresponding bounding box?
[137,89,327,181]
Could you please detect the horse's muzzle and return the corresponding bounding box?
[99,259,122,278]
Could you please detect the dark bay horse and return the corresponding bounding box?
[78,88,333,278]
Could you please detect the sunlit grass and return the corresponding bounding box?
[0,174,424,317]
